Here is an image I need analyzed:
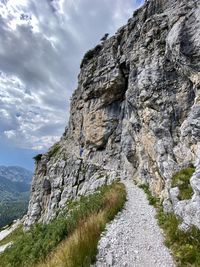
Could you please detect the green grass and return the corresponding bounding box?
[171,166,195,200]
[157,208,200,267]
[48,143,61,158]
[80,44,102,68]
[37,182,126,267]
[33,143,61,162]
[139,173,200,267]
[0,182,126,267]
[138,184,159,207]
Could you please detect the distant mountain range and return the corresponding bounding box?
[0,166,32,184]
[0,166,33,228]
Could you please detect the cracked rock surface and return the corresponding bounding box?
[25,0,200,230]
[94,180,175,267]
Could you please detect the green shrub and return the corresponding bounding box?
[0,182,126,267]
[139,170,200,267]
[47,143,61,158]
[138,184,159,207]
[80,45,102,68]
[33,154,43,162]
[157,208,200,267]
[171,166,195,200]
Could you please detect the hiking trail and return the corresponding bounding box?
[94,180,175,267]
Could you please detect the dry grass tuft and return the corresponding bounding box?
[38,212,105,267]
[0,182,126,267]
[36,182,126,267]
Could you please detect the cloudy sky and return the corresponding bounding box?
[0,0,144,170]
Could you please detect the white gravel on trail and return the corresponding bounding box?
[94,180,175,267]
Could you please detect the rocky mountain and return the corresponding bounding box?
[24,0,200,232]
[0,166,32,184]
[0,166,32,228]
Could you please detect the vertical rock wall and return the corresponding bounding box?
[25,0,200,230]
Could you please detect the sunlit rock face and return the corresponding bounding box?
[25,0,200,230]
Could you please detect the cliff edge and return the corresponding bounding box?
[25,0,200,230]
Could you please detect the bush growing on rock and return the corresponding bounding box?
[171,166,195,200]
[47,143,61,158]
[80,44,102,68]
[140,173,200,266]
[33,154,43,162]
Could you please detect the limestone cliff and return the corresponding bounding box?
[25,0,200,230]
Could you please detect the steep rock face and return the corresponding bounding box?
[25,0,200,230]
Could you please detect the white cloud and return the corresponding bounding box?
[0,72,65,149]
[0,0,143,150]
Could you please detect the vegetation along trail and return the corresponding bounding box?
[94,180,175,267]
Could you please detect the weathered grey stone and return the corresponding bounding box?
[170,187,179,206]
[163,199,173,213]
[173,168,200,229]
[105,252,113,266]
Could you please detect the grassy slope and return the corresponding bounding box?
[140,167,200,267]
[0,182,126,267]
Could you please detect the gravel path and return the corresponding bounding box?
[94,180,175,267]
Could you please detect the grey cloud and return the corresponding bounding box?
[0,0,143,149]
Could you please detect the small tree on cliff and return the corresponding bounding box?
[100,33,109,43]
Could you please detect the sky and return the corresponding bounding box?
[0,0,144,171]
